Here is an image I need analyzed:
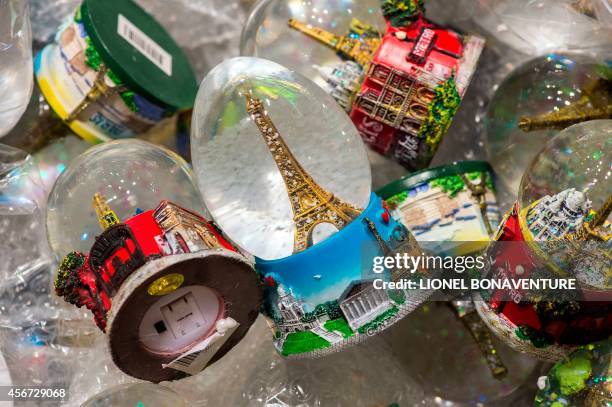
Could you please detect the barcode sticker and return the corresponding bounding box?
[117,14,173,76]
[162,318,239,375]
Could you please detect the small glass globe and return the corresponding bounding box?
[486,53,608,195]
[534,339,611,407]
[46,139,205,261]
[518,120,611,288]
[190,56,371,260]
[240,0,385,89]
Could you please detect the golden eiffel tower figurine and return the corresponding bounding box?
[244,93,362,253]
[519,78,612,132]
[93,193,121,231]
[288,19,380,67]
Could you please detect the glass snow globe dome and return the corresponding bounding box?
[46,139,205,260]
[240,0,385,89]
[486,53,609,195]
[518,120,611,289]
[190,56,371,260]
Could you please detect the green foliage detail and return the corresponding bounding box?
[388,289,406,305]
[381,0,425,27]
[429,171,493,197]
[323,318,354,339]
[555,351,592,396]
[301,300,343,323]
[417,75,461,153]
[281,331,330,356]
[54,252,86,306]
[515,325,553,349]
[386,191,408,209]
[430,174,466,197]
[357,306,399,334]
[83,39,139,114]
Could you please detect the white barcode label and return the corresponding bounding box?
[162,318,239,375]
[117,14,173,76]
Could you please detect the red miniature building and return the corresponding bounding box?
[350,16,484,169]
[56,201,235,331]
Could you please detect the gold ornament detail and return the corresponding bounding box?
[93,193,120,231]
[287,19,380,68]
[65,64,128,123]
[244,93,362,253]
[565,195,612,243]
[519,78,612,132]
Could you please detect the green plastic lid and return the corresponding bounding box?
[377,160,494,198]
[81,0,197,111]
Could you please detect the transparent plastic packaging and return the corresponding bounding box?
[0,0,33,138]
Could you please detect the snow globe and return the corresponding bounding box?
[485,53,611,194]
[241,0,484,169]
[476,120,611,360]
[191,56,428,358]
[46,139,262,382]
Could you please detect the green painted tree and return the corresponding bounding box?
[54,252,86,306]
[418,74,461,153]
[381,0,425,27]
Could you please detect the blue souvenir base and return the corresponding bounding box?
[256,193,431,358]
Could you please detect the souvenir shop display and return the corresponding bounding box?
[46,140,262,382]
[475,120,611,361]
[1,0,610,404]
[241,0,484,170]
[190,56,430,358]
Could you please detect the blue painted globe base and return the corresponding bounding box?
[256,193,431,358]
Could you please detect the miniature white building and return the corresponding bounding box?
[526,188,591,240]
[338,280,393,330]
[321,61,364,112]
[276,285,321,334]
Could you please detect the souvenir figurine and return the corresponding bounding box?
[47,140,262,382]
[2,0,197,151]
[190,57,430,358]
[242,0,484,169]
[475,120,611,361]
[379,161,507,378]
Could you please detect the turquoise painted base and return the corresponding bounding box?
[256,193,430,358]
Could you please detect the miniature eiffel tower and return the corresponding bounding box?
[244,93,362,253]
[93,193,120,231]
[459,173,493,235]
[518,78,612,132]
[288,19,380,67]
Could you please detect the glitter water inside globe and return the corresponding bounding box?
[46,139,206,261]
[518,120,611,287]
[240,0,385,89]
[190,56,371,260]
[485,53,609,195]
